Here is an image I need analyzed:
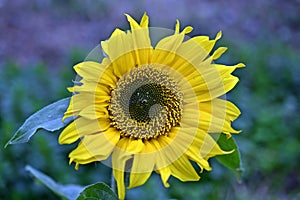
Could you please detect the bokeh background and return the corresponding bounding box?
[1,0,300,199]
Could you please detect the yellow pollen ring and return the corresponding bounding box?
[109,65,183,140]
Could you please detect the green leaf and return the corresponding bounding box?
[5,98,71,147]
[216,134,243,180]
[25,165,84,200]
[76,183,118,200]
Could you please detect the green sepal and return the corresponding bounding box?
[216,133,243,180]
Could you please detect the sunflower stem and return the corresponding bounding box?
[111,170,116,194]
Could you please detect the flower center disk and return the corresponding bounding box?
[109,65,183,140]
[129,83,165,123]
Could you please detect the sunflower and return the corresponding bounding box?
[59,13,244,199]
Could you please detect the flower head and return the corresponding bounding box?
[59,13,244,199]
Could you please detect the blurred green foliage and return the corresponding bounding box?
[0,54,113,200]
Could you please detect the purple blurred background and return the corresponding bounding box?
[1,0,299,68]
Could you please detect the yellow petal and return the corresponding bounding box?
[125,14,143,29]
[128,171,152,189]
[175,19,193,34]
[222,76,239,94]
[113,138,144,172]
[185,144,212,172]
[112,138,138,199]
[224,100,241,121]
[125,14,152,65]
[167,126,212,172]
[103,14,152,78]
[181,60,242,102]
[145,139,169,170]
[197,99,241,134]
[73,61,105,81]
[128,141,156,188]
[68,82,97,93]
[152,19,195,67]
[59,121,80,144]
[139,12,149,28]
[169,155,200,182]
[156,167,171,187]
[101,29,125,56]
[69,82,111,105]
[182,26,193,34]
[75,60,116,89]
[113,140,131,170]
[199,133,229,158]
[113,169,125,200]
[69,156,98,170]
[216,63,245,76]
[178,59,220,102]
[69,128,119,162]
[117,138,144,154]
[69,82,111,98]
[133,142,155,170]
[155,135,197,179]
[101,32,136,78]
[175,20,180,34]
[191,31,222,55]
[63,94,94,120]
[175,129,218,172]
[152,35,184,67]
[192,35,209,42]
[175,39,208,68]
[212,47,228,60]
[170,124,227,169]
[97,64,118,88]
[155,33,184,53]
[128,32,152,66]
[215,30,223,40]
[79,103,109,120]
[59,117,111,144]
